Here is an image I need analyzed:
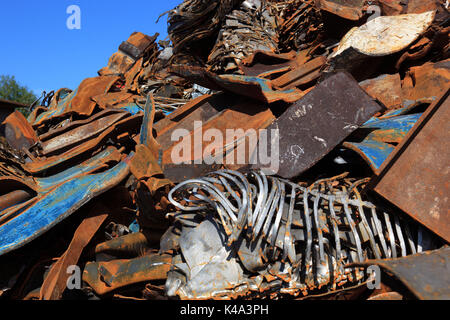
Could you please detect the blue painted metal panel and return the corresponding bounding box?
[344,113,422,172]
[34,147,116,191]
[0,154,132,257]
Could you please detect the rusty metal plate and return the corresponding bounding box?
[252,71,381,178]
[1,110,38,152]
[155,92,275,182]
[351,247,450,300]
[40,111,129,156]
[370,90,450,242]
[315,0,367,20]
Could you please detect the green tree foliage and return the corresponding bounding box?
[0,75,37,117]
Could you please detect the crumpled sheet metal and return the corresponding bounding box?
[170,65,305,103]
[37,109,130,157]
[83,253,172,296]
[167,0,244,54]
[153,91,275,181]
[252,71,381,178]
[0,147,121,215]
[1,110,38,152]
[98,32,158,76]
[167,218,244,299]
[29,75,121,128]
[350,247,450,300]
[24,113,142,175]
[33,146,122,192]
[207,0,279,74]
[370,89,450,243]
[343,113,422,173]
[359,73,403,110]
[315,0,367,21]
[0,155,132,257]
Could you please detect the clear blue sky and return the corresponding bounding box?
[0,0,181,96]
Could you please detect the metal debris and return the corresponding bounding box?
[0,0,448,301]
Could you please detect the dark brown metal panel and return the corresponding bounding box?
[351,247,450,300]
[370,90,450,242]
[252,71,382,178]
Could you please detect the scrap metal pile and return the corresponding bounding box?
[0,0,449,300]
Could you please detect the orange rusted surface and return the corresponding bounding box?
[1,110,38,151]
[315,0,366,20]
[360,73,403,109]
[82,253,172,296]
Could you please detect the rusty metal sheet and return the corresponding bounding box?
[1,110,38,152]
[155,92,275,181]
[332,11,435,58]
[39,202,110,300]
[239,50,298,76]
[0,177,36,212]
[31,75,121,127]
[351,247,450,300]
[33,146,122,192]
[401,59,450,104]
[82,253,172,296]
[315,0,366,21]
[98,32,158,76]
[271,56,326,90]
[359,73,403,110]
[25,113,142,175]
[370,90,450,242]
[252,71,381,178]
[39,110,129,157]
[0,154,132,257]
[169,65,305,104]
[343,113,422,173]
[94,232,152,258]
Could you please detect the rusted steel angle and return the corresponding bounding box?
[25,113,142,175]
[39,202,110,300]
[33,146,122,192]
[83,253,172,296]
[315,0,367,21]
[350,247,450,300]
[169,65,305,104]
[38,110,130,156]
[155,92,275,181]
[369,89,450,242]
[1,111,38,152]
[343,113,422,173]
[252,71,381,178]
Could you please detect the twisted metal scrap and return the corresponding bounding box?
[168,169,435,297]
[207,0,279,74]
[277,0,324,52]
[168,0,244,54]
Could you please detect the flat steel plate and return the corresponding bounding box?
[371,90,450,242]
[252,71,381,178]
